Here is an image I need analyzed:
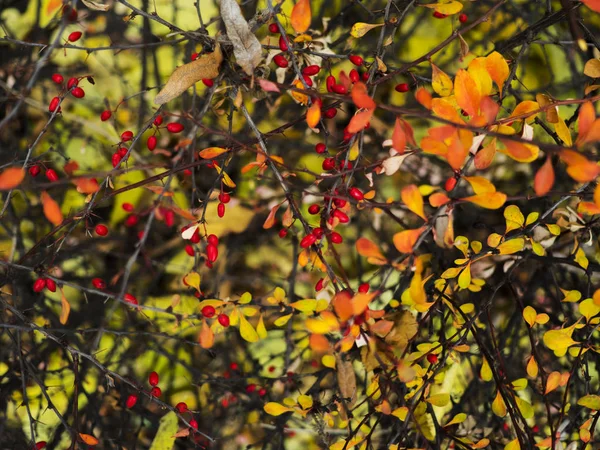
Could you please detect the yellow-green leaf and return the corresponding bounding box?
[578,394,600,410]
[239,314,259,342]
[426,393,450,407]
[264,402,293,416]
[497,238,525,255]
[458,264,471,290]
[149,412,178,450]
[350,22,383,38]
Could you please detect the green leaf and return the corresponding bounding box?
[578,394,600,410]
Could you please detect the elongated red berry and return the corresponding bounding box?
[125,214,139,227]
[167,122,184,133]
[189,418,198,429]
[33,278,47,292]
[308,204,320,215]
[334,198,346,208]
[121,130,133,141]
[71,87,85,98]
[175,402,188,413]
[326,75,336,92]
[218,313,230,327]
[315,143,327,154]
[427,353,438,364]
[278,35,288,51]
[349,69,360,83]
[207,234,219,246]
[147,135,157,151]
[68,31,82,42]
[459,13,467,23]
[332,84,347,94]
[358,282,370,293]
[45,278,57,292]
[302,75,313,87]
[445,177,457,192]
[122,202,134,212]
[206,244,218,263]
[49,97,60,112]
[201,305,216,318]
[35,442,47,450]
[150,386,162,397]
[312,227,324,238]
[349,55,363,66]
[46,169,59,182]
[333,209,349,223]
[100,110,111,121]
[349,187,364,201]
[29,165,41,177]
[118,147,128,157]
[153,115,163,126]
[217,202,225,218]
[95,224,108,236]
[324,108,337,119]
[202,78,214,87]
[111,153,121,167]
[92,278,106,289]
[149,371,159,386]
[124,293,138,305]
[315,278,324,291]
[52,73,64,84]
[67,77,78,90]
[433,11,447,19]
[126,394,138,408]
[278,229,288,238]
[164,210,175,227]
[268,23,279,33]
[185,244,195,256]
[330,231,343,244]
[395,83,409,93]
[300,234,317,248]
[302,65,321,76]
[273,54,288,68]
[218,192,231,203]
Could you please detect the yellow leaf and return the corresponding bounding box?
[462,192,507,209]
[350,22,383,38]
[543,324,578,356]
[545,371,561,394]
[527,356,538,378]
[0,167,25,190]
[391,406,408,421]
[578,394,600,410]
[454,69,480,117]
[501,140,539,163]
[464,176,496,194]
[457,264,471,290]
[290,0,311,34]
[40,191,64,226]
[492,390,506,417]
[356,237,386,263]
[322,354,336,368]
[554,116,572,146]
[579,298,600,321]
[60,288,70,325]
[485,51,509,93]
[183,272,201,292]
[426,393,450,407]
[444,413,467,427]
[431,63,453,97]
[401,184,426,220]
[213,163,236,188]
[264,402,293,416]
[298,394,313,410]
[574,246,588,269]
[480,358,492,381]
[306,312,339,334]
[509,100,539,123]
[505,438,520,450]
[423,1,463,14]
[583,58,600,78]
[290,299,317,312]
[257,314,268,339]
[274,313,292,327]
[239,314,259,342]
[497,238,525,255]
[515,396,533,419]
[306,102,321,128]
[504,205,524,232]
[523,306,537,327]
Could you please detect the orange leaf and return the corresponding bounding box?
[578,118,600,146]
[485,51,509,93]
[509,100,539,123]
[454,69,480,117]
[581,0,600,13]
[480,96,500,124]
[290,0,311,34]
[73,177,99,194]
[198,147,228,159]
[534,157,555,196]
[309,333,331,352]
[79,434,99,445]
[170,205,196,221]
[263,203,280,229]
[429,192,450,207]
[461,192,507,209]
[474,139,497,170]
[578,201,600,215]
[60,287,70,325]
[447,134,468,170]
[0,167,25,190]
[501,139,539,163]
[420,137,448,156]
[595,183,600,208]
[370,319,394,337]
[415,87,432,109]
[347,109,373,134]
[393,227,425,254]
[144,185,174,196]
[306,102,321,128]
[332,290,353,322]
[401,184,426,220]
[545,371,561,394]
[559,149,600,182]
[351,82,376,110]
[431,98,463,124]
[199,319,214,349]
[577,101,595,140]
[356,237,385,261]
[40,191,64,226]
[352,292,376,316]
[391,118,406,154]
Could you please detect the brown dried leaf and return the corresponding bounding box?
[335,353,357,408]
[221,0,262,75]
[81,0,110,11]
[154,45,222,105]
[60,287,70,325]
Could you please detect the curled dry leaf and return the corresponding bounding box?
[335,353,357,408]
[81,0,110,11]
[221,0,262,76]
[60,288,70,325]
[154,44,222,105]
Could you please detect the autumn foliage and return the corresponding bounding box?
[2,0,600,449]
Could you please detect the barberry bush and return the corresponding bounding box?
[1,0,600,449]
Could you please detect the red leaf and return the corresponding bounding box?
[534,157,555,196]
[351,82,376,110]
[391,118,406,154]
[347,109,373,134]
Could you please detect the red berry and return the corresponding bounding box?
[111,153,121,167]
[126,394,138,408]
[100,110,111,121]
[349,187,364,201]
[62,5,78,21]
[190,229,201,244]
[71,87,85,98]
[445,177,457,192]
[308,204,320,215]
[202,305,216,318]
[51,73,64,84]
[258,388,267,396]
[349,69,360,83]
[35,442,47,450]
[459,13,467,23]
[273,54,288,68]
[395,83,409,93]
[278,35,288,52]
[322,158,335,171]
[49,97,61,112]
[164,210,175,227]
[68,31,82,42]
[45,169,59,182]
[122,202,134,212]
[326,75,336,92]
[175,402,188,413]
[427,353,438,364]
[302,65,321,76]
[324,108,337,119]
[302,74,313,87]
[45,278,57,292]
[189,418,198,429]
[315,143,327,154]
[433,11,447,19]
[206,244,218,263]
[269,23,279,33]
[330,231,343,244]
[95,224,108,236]
[183,169,192,176]
[153,115,163,126]
[121,130,133,141]
[92,278,106,289]
[358,282,370,293]
[67,77,78,90]
[207,234,219,246]
[334,198,346,208]
[312,227,324,238]
[218,192,231,203]
[33,278,47,292]
[191,52,198,61]
[315,278,324,291]
[230,362,239,370]
[246,383,256,393]
[124,293,138,305]
[278,229,288,238]
[332,84,347,95]
[125,214,139,227]
[29,165,40,177]
[217,202,225,218]
[300,234,317,248]
[185,244,195,256]
[147,135,157,151]
[118,147,128,157]
[167,122,184,133]
[349,55,363,66]
[148,371,159,386]
[150,386,162,397]
[202,78,214,87]
[362,71,370,81]
[218,314,230,327]
[333,209,349,223]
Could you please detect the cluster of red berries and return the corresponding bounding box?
[217,190,230,220]
[48,74,93,114]
[32,277,57,293]
[28,164,59,181]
